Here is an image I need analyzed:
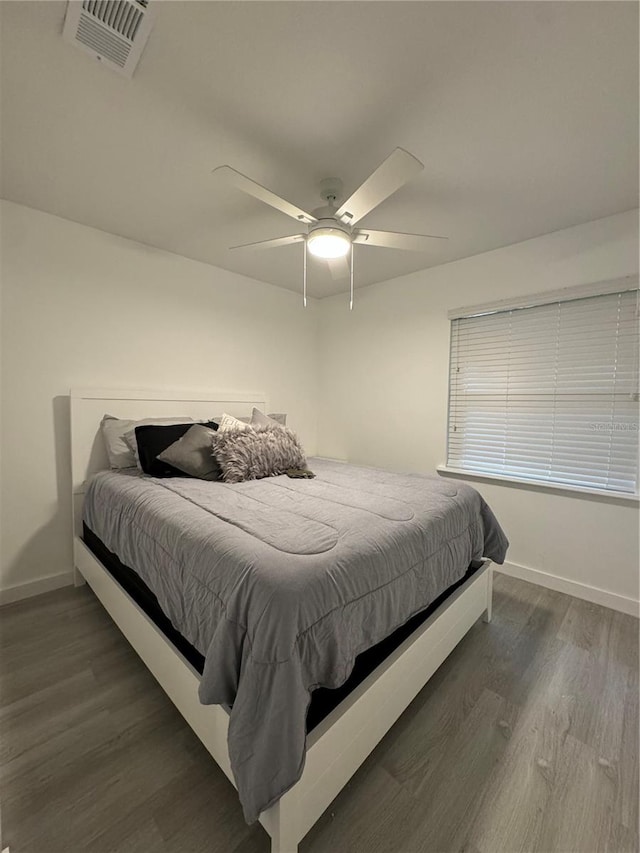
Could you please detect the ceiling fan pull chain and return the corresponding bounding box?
[303,241,307,308]
[350,245,354,311]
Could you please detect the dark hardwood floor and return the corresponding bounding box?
[1,574,637,853]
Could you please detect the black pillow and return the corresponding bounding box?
[133,421,219,477]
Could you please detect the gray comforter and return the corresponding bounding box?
[83,458,508,823]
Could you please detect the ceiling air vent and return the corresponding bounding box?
[63,0,154,78]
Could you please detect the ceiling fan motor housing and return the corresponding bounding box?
[308,217,351,237]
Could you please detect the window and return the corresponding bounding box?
[447,286,639,496]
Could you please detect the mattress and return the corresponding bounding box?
[83,458,508,822]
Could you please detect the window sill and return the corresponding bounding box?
[436,465,639,503]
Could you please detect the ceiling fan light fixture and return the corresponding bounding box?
[307,227,351,259]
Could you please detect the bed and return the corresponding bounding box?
[70,387,508,853]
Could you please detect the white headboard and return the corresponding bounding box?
[70,387,267,536]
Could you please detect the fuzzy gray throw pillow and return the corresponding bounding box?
[211,424,307,483]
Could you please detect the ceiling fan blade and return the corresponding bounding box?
[213,166,317,225]
[229,234,306,251]
[334,148,424,226]
[353,229,448,251]
[326,255,351,280]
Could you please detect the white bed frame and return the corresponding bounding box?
[70,387,493,853]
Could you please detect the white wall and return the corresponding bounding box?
[317,209,640,614]
[0,200,319,600]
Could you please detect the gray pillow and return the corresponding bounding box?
[250,408,287,429]
[220,412,287,427]
[212,424,307,484]
[157,424,222,481]
[101,414,195,469]
[268,412,287,426]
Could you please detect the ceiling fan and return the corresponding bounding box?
[213,148,447,308]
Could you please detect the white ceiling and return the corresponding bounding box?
[1,1,637,298]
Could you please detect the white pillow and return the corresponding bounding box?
[217,412,254,433]
[101,414,195,469]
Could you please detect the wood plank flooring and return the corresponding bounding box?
[1,574,637,853]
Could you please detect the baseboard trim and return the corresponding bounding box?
[0,571,74,606]
[496,561,639,617]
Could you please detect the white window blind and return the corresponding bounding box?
[447,289,639,495]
